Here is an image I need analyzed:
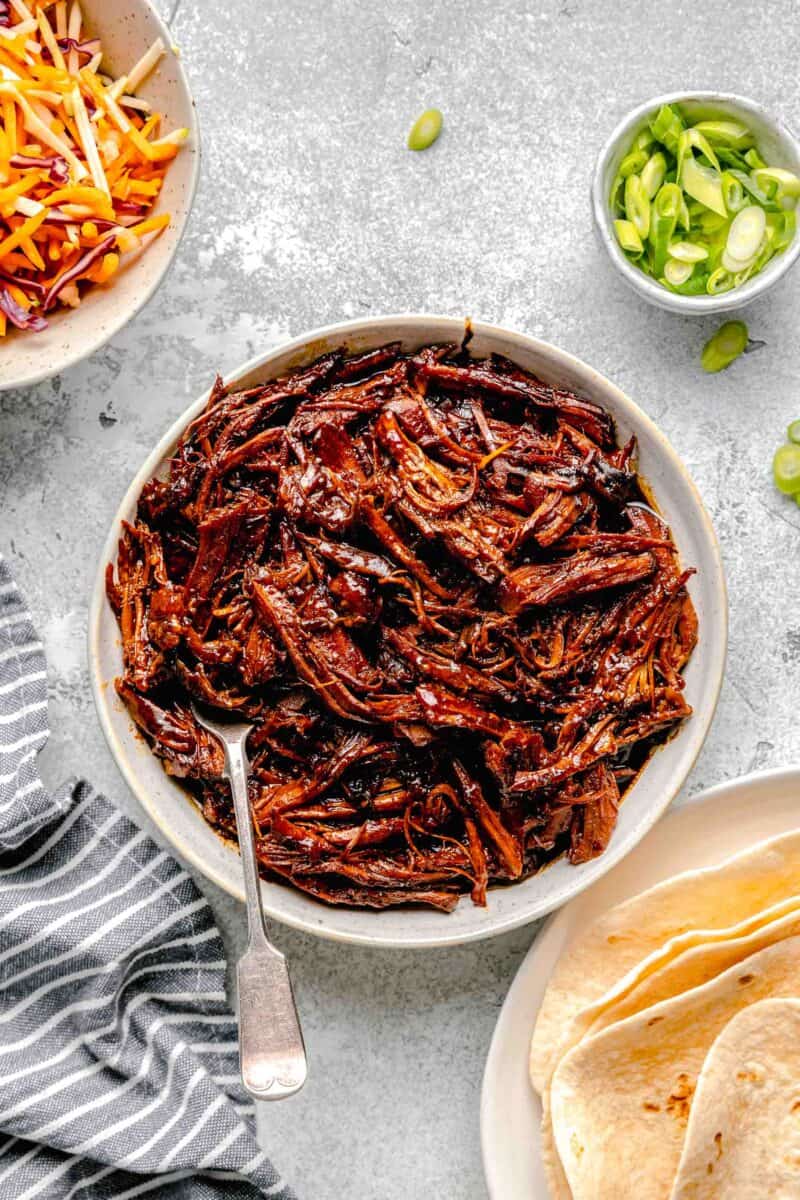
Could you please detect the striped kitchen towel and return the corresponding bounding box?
[0,553,295,1200]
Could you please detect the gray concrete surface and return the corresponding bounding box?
[2,1,800,1195]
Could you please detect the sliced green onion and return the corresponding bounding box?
[640,151,667,198]
[664,257,694,285]
[624,173,650,238]
[681,154,726,216]
[610,173,626,213]
[614,219,644,254]
[726,204,766,261]
[667,240,708,263]
[727,168,780,209]
[407,108,443,151]
[669,271,710,295]
[773,443,800,494]
[756,225,779,268]
[696,208,728,234]
[701,320,748,371]
[608,108,797,298]
[752,166,800,200]
[650,103,685,155]
[717,147,750,172]
[633,127,655,152]
[722,247,755,273]
[733,263,758,287]
[691,119,754,150]
[787,419,800,445]
[721,171,746,213]
[649,182,681,275]
[677,128,721,173]
[744,147,767,170]
[619,148,649,178]
[706,267,735,294]
[747,226,777,277]
[768,208,797,250]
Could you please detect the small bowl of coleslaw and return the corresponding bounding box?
[0,0,199,391]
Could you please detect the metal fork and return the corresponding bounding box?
[191,702,307,1101]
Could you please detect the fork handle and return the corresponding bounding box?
[225,739,307,1099]
[238,943,307,1098]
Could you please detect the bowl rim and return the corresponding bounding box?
[1,0,201,393]
[591,90,800,315]
[88,313,728,948]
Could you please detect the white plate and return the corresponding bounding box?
[480,766,800,1199]
[89,313,726,948]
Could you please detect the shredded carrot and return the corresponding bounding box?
[19,233,45,270]
[0,6,185,337]
[0,208,48,261]
[128,212,170,239]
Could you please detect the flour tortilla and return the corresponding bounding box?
[531,829,800,1093]
[670,998,800,1199]
[548,897,800,1083]
[549,935,800,1200]
[541,1093,572,1200]
[539,905,800,1200]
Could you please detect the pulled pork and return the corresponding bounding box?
[107,340,697,912]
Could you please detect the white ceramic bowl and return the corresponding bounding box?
[1,0,199,392]
[88,315,728,949]
[592,91,800,314]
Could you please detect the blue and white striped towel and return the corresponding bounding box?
[0,553,295,1200]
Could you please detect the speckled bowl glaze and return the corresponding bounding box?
[592,92,800,314]
[0,0,199,392]
[89,315,728,949]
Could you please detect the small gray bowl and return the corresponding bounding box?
[592,91,800,314]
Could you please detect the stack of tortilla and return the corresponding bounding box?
[530,830,800,1198]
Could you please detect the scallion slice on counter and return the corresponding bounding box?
[609,103,800,296]
[787,419,800,445]
[701,320,748,372]
[773,443,800,494]
[407,108,443,151]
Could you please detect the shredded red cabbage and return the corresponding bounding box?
[9,154,69,186]
[0,270,46,297]
[43,232,117,311]
[40,210,115,234]
[0,2,10,28]
[51,36,101,70]
[43,211,119,233]
[56,36,101,58]
[0,288,48,332]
